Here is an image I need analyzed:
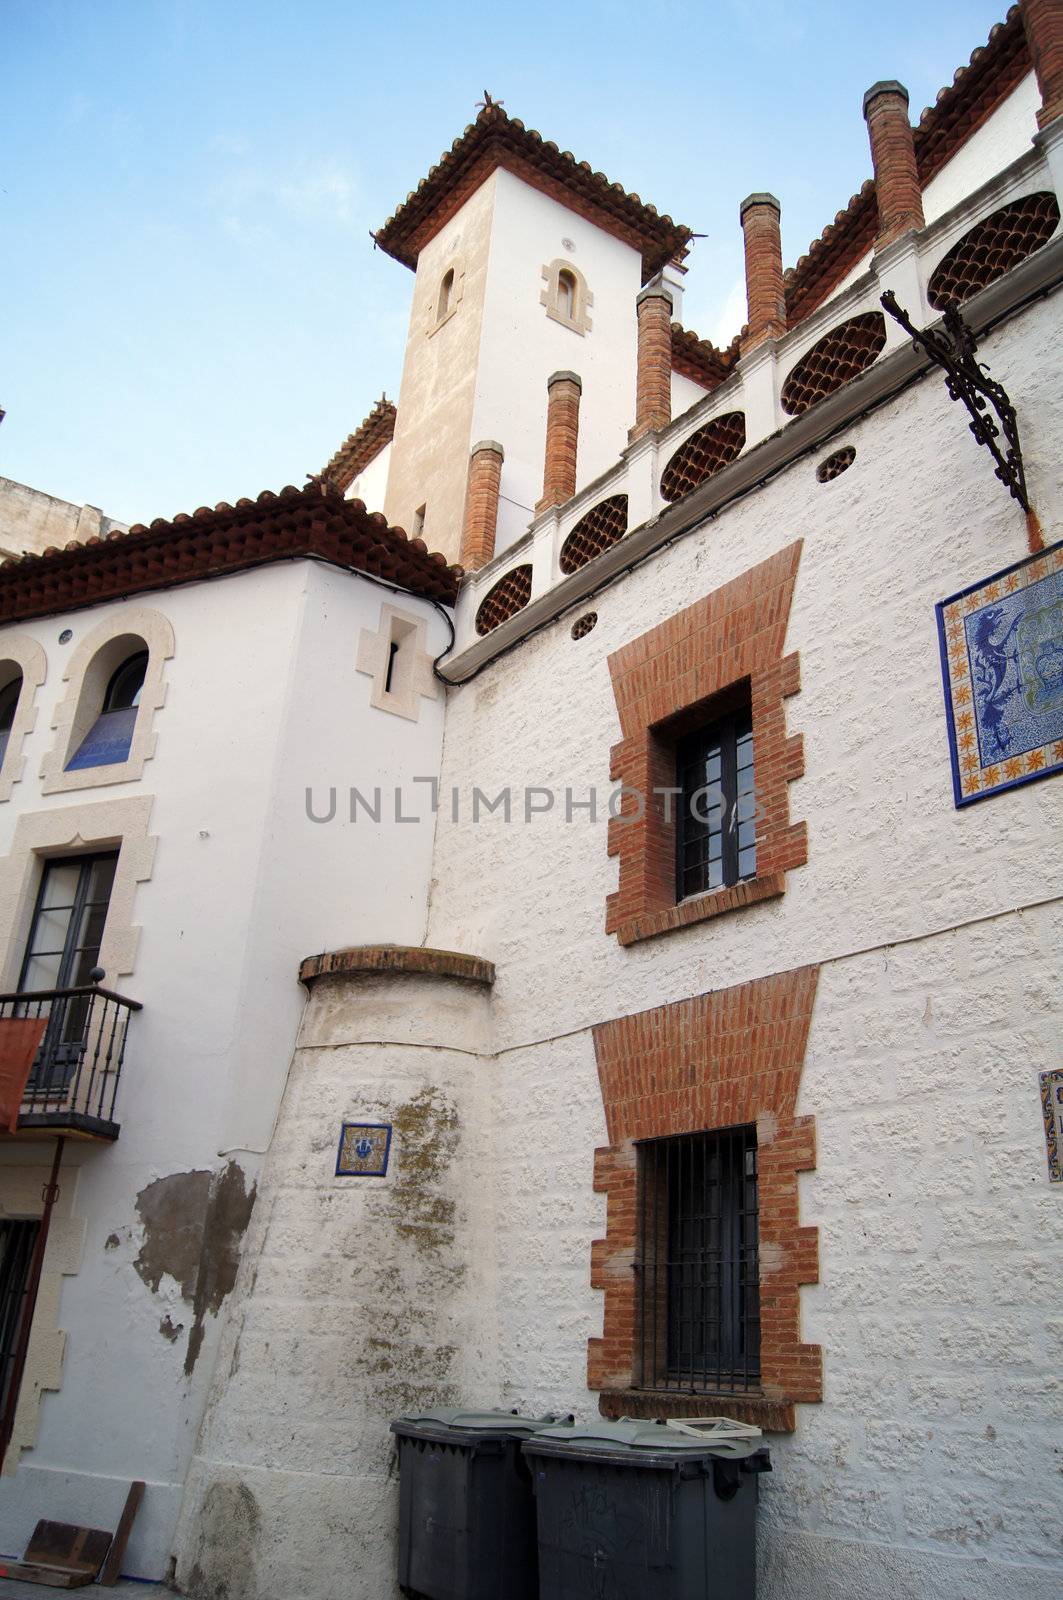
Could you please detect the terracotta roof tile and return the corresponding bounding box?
[0,482,461,625]
[670,323,742,391]
[784,6,1030,326]
[374,100,692,284]
[318,396,396,492]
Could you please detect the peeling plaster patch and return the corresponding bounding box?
[104,1233,121,1251]
[160,1314,184,1343]
[134,1161,257,1374]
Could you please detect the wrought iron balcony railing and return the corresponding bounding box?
[0,984,141,1141]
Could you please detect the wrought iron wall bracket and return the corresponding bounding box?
[880,290,1029,512]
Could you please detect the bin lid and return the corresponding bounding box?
[393,1406,562,1436]
[523,1418,765,1461]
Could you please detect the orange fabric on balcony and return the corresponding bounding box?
[0,1018,47,1132]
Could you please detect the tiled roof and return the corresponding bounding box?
[374,100,692,284]
[784,5,1031,326]
[0,482,461,624]
[670,323,742,391]
[318,396,396,492]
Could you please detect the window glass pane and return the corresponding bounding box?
[22,953,62,992]
[738,846,757,878]
[40,863,81,911]
[65,707,138,771]
[26,907,73,957]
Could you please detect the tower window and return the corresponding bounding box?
[541,259,593,335]
[437,269,455,323]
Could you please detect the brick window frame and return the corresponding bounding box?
[588,965,822,1432]
[605,542,807,947]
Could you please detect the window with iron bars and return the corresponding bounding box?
[636,1126,760,1393]
[675,701,756,901]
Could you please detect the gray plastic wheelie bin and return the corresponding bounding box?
[391,1406,563,1600]
[521,1417,771,1599]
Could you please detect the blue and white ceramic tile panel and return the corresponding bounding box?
[936,541,1063,806]
[336,1121,393,1177]
[1040,1070,1063,1184]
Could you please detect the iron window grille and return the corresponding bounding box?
[636,1126,760,1393]
[675,704,756,901]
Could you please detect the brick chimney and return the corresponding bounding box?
[1022,0,1063,128]
[536,371,582,513]
[460,440,504,570]
[739,193,786,352]
[863,80,924,248]
[630,286,673,441]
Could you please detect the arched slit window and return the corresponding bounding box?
[66,649,148,771]
[557,269,576,322]
[0,674,23,771]
[437,269,455,323]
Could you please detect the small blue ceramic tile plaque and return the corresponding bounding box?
[936,541,1063,806]
[1040,1071,1063,1185]
[336,1122,392,1177]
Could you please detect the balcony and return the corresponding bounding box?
[0,984,140,1142]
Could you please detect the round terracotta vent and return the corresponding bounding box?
[474,564,533,636]
[660,412,746,503]
[927,191,1060,310]
[780,312,886,418]
[560,496,628,575]
[816,446,856,482]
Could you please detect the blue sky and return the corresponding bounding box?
[3,0,1009,524]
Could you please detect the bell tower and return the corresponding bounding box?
[372,99,692,567]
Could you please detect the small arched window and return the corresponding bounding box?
[437,269,455,323]
[0,674,22,770]
[66,649,148,771]
[541,259,593,335]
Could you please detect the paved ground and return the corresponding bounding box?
[0,1583,175,1597]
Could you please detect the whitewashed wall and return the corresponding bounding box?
[416,288,1062,1598]
[0,558,447,1577]
[345,441,391,516]
[171,968,498,1600]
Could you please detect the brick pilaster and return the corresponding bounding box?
[536,371,581,514]
[630,286,673,441]
[1022,0,1063,128]
[460,440,504,570]
[739,193,786,353]
[863,80,924,248]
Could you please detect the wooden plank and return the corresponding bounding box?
[0,1559,93,1587]
[24,1522,111,1576]
[98,1481,145,1587]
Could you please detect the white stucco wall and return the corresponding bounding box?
[923,72,1041,225]
[168,283,1062,1600]
[345,440,391,516]
[171,968,498,1600]
[0,557,448,1577]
